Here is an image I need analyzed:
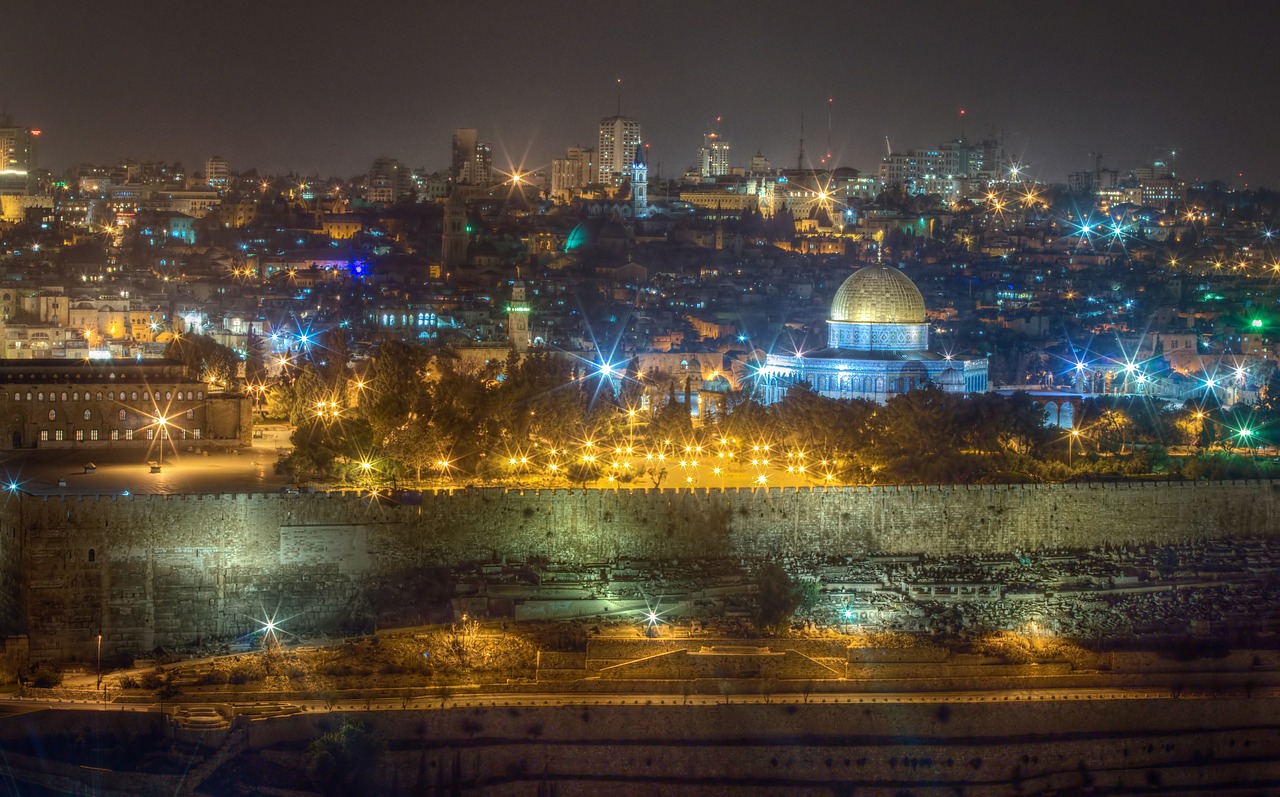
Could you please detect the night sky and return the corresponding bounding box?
[5,0,1280,186]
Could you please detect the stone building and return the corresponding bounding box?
[760,265,988,403]
[0,359,249,449]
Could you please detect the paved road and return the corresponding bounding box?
[5,684,1275,717]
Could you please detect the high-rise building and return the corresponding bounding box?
[698,133,731,178]
[551,146,597,200]
[204,156,229,189]
[451,128,477,181]
[877,137,1004,200]
[368,157,410,204]
[0,115,39,196]
[451,128,493,185]
[598,116,641,187]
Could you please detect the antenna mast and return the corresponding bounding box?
[797,109,806,171]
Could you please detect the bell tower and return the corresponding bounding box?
[508,278,531,352]
[630,143,648,218]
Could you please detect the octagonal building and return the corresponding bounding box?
[760,265,988,404]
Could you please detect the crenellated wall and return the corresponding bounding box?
[4,480,1279,661]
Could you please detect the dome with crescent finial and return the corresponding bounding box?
[829,265,927,325]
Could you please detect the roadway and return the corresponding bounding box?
[4,684,1274,717]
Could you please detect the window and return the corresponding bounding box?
[108,391,115,401]
[74,429,83,441]
[90,429,99,441]
[88,549,95,562]
[39,430,48,441]
[73,392,79,401]
[48,409,56,421]
[60,392,67,401]
[161,429,169,440]
[96,392,103,401]
[165,391,171,400]
[186,409,194,419]
[187,391,193,400]
[193,428,201,439]
[37,392,43,401]
[24,392,30,401]
[143,392,149,400]
[197,391,203,400]
[118,409,126,421]
[110,430,119,441]
[54,430,63,441]
[83,410,91,421]
[131,391,137,401]
[124,429,133,440]
[146,429,154,440]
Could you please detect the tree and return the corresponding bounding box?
[165,333,238,390]
[755,563,802,634]
[306,719,383,796]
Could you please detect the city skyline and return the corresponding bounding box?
[4,0,1280,185]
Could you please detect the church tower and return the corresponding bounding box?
[508,279,531,352]
[441,190,470,268]
[630,143,648,218]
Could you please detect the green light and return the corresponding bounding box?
[1252,319,1263,328]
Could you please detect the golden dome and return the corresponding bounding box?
[829,266,926,324]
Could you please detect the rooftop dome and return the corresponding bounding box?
[829,266,926,324]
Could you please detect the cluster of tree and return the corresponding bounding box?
[165,333,240,389]
[271,338,1280,486]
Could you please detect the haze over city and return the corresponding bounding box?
[5,1,1280,794]
[5,0,1280,184]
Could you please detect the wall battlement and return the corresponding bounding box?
[2,479,1277,662]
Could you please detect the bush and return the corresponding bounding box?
[198,669,230,686]
[139,670,165,690]
[28,663,63,689]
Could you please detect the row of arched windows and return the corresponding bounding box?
[3,389,203,402]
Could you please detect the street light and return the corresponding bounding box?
[96,633,102,689]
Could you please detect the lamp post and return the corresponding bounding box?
[96,633,102,689]
[1069,429,1080,468]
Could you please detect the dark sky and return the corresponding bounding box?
[5,0,1280,185]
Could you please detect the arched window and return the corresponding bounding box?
[118,409,127,421]
[186,409,194,419]
[60,392,67,401]
[47,409,56,421]
[197,391,203,400]
[142,392,149,401]
[165,391,171,400]
[73,392,79,401]
[131,391,138,401]
[88,549,95,562]
[37,392,43,401]
[96,392,103,401]
[108,391,115,401]
[82,409,91,421]
[24,392,31,401]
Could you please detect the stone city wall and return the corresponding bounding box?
[4,480,1278,661]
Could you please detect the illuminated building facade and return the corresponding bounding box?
[0,359,224,449]
[760,265,988,404]
[204,155,229,189]
[0,114,38,196]
[598,115,641,187]
[451,128,493,185]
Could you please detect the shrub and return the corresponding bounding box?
[28,663,63,689]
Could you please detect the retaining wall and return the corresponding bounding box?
[5,480,1277,661]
